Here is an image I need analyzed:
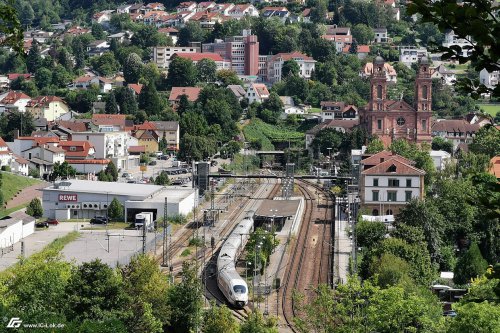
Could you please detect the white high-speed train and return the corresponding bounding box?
[217,214,254,308]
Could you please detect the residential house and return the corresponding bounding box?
[430,150,451,171]
[71,131,138,170]
[0,91,31,113]
[92,10,114,25]
[489,156,500,181]
[11,155,29,176]
[320,102,358,121]
[143,11,171,27]
[188,12,225,30]
[151,121,180,152]
[25,96,69,121]
[305,119,360,149]
[360,62,397,83]
[91,114,133,132]
[227,85,247,101]
[169,87,202,107]
[6,74,31,87]
[373,28,389,43]
[65,26,91,37]
[400,46,428,67]
[466,112,494,127]
[479,69,499,89]
[196,1,216,12]
[323,26,352,52]
[171,52,231,71]
[431,65,456,86]
[227,4,259,19]
[117,4,133,14]
[431,119,480,150]
[144,2,166,12]
[0,137,13,168]
[360,151,425,215]
[57,140,109,174]
[280,96,305,115]
[86,40,110,56]
[211,3,235,15]
[6,136,60,158]
[443,30,474,58]
[129,3,144,14]
[127,84,143,96]
[27,30,54,43]
[153,46,201,68]
[107,31,133,44]
[342,44,370,59]
[23,144,65,179]
[266,51,316,83]
[246,83,270,104]
[177,1,197,12]
[135,130,159,153]
[158,27,179,45]
[72,75,113,93]
[261,7,290,22]
[301,8,311,23]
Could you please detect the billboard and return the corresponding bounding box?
[58,194,78,202]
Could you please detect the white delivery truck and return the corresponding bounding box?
[135,212,154,231]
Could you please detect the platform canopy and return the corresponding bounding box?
[255,199,300,219]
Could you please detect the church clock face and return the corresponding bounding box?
[397,117,406,126]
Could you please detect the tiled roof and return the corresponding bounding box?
[361,157,425,176]
[361,151,416,167]
[0,136,8,148]
[128,83,143,94]
[431,119,480,133]
[56,120,88,132]
[33,137,60,145]
[357,45,370,53]
[158,27,178,34]
[7,73,31,81]
[91,114,127,128]
[74,75,96,83]
[271,51,314,62]
[173,52,224,62]
[302,8,311,16]
[129,146,146,153]
[0,91,31,104]
[250,83,270,98]
[26,96,65,108]
[227,85,246,98]
[14,155,29,164]
[169,87,202,102]
[489,156,500,179]
[57,141,94,158]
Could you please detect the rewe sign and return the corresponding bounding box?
[58,194,78,202]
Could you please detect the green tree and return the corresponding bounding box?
[105,161,119,181]
[177,21,207,46]
[407,0,500,98]
[154,171,171,186]
[281,59,300,79]
[167,261,203,333]
[91,23,106,40]
[107,198,123,221]
[454,243,488,285]
[356,220,387,249]
[431,137,453,153]
[309,0,328,24]
[220,140,241,159]
[105,91,119,114]
[240,310,278,333]
[64,260,127,321]
[448,301,500,333]
[369,253,413,288]
[27,42,43,74]
[166,56,197,88]
[196,58,217,83]
[52,65,72,88]
[202,303,239,333]
[351,24,374,44]
[123,53,143,84]
[90,52,120,77]
[0,110,36,141]
[120,86,138,115]
[216,69,241,86]
[26,197,43,218]
[130,25,163,48]
[35,67,52,90]
[469,125,500,157]
[138,80,163,116]
[51,161,77,180]
[0,1,24,55]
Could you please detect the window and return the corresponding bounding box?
[373,178,379,186]
[405,191,412,201]
[372,191,379,201]
[377,85,382,99]
[421,119,427,131]
[387,191,397,202]
[377,119,382,130]
[406,179,412,187]
[397,117,406,126]
[388,179,399,187]
[372,209,379,216]
[422,85,428,99]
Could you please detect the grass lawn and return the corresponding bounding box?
[0,172,41,203]
[0,203,29,219]
[478,103,500,117]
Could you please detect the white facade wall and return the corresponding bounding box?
[363,175,422,204]
[68,163,107,174]
[0,220,34,250]
[72,132,129,159]
[153,46,201,68]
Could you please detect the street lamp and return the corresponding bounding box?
[269,209,278,232]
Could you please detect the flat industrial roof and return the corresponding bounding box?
[0,211,35,229]
[255,199,300,218]
[42,180,164,198]
[141,186,195,203]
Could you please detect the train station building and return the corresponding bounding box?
[41,180,196,221]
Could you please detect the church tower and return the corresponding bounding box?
[370,56,387,112]
[414,57,432,112]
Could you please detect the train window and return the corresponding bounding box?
[233,285,247,294]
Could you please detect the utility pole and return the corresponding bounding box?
[162,197,168,267]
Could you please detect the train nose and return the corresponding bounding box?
[235,301,246,308]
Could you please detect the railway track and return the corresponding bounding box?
[280,180,333,332]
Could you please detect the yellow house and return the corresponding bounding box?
[136,130,159,153]
[25,96,70,121]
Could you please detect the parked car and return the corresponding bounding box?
[155,151,163,157]
[211,160,218,167]
[46,218,59,225]
[149,160,157,166]
[36,221,49,228]
[122,172,130,178]
[159,155,168,160]
[90,216,109,224]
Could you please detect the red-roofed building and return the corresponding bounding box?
[266,51,316,83]
[227,4,258,19]
[128,83,143,95]
[72,75,113,93]
[188,11,225,30]
[320,102,358,121]
[66,26,91,37]
[91,114,133,131]
[342,44,370,59]
[360,152,425,215]
[57,140,111,173]
[11,154,29,175]
[169,87,202,106]
[7,73,31,82]
[172,52,230,71]
[26,96,69,121]
[489,156,500,181]
[0,136,13,168]
[246,83,270,104]
[0,91,31,113]
[177,1,197,12]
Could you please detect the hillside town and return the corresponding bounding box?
[0,0,499,332]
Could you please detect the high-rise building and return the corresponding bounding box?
[202,29,259,76]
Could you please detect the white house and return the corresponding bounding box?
[430,150,451,171]
[431,65,456,86]
[479,69,499,89]
[280,96,305,115]
[320,101,358,121]
[72,75,113,93]
[0,137,13,168]
[360,151,425,216]
[23,144,65,178]
[246,83,270,104]
[153,46,201,68]
[400,46,428,67]
[373,28,389,43]
[11,155,29,176]
[431,119,480,150]
[266,51,316,83]
[443,30,474,58]
[0,91,31,113]
[227,4,259,19]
